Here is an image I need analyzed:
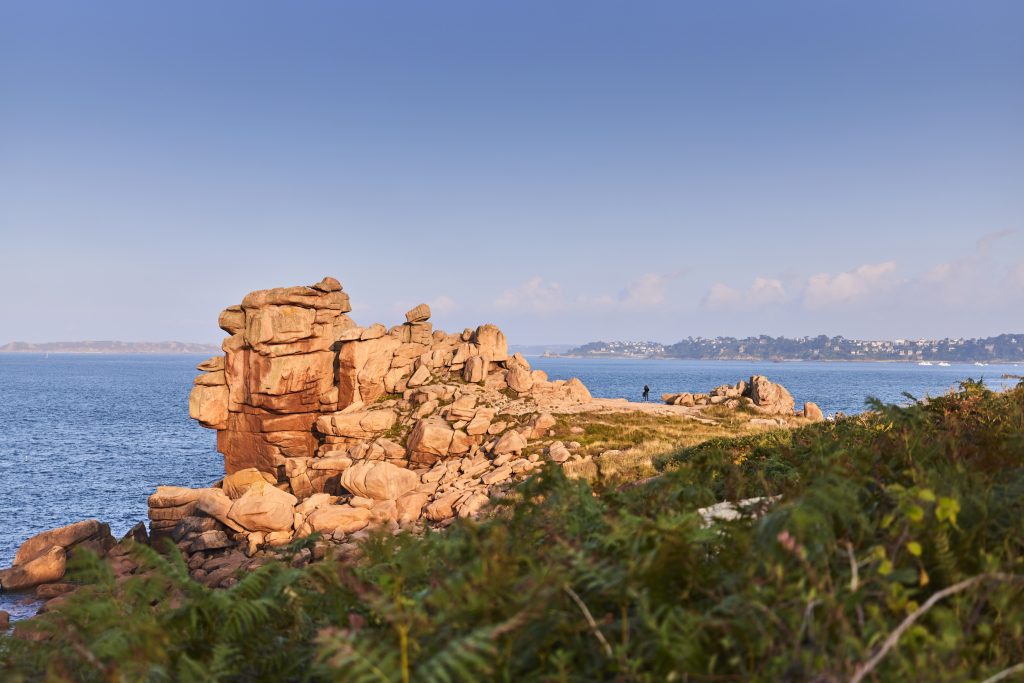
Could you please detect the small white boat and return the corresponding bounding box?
[918,361,933,366]
[937,362,950,367]
[974,362,987,366]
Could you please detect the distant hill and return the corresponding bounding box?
[0,340,221,354]
[565,334,1024,363]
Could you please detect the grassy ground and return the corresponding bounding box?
[551,408,809,485]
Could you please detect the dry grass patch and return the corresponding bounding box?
[551,410,804,485]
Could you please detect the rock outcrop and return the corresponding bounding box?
[662,375,812,418]
[0,520,114,591]
[171,277,596,561]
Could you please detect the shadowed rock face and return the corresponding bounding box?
[189,277,355,474]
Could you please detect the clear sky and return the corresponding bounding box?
[2,1,1021,345]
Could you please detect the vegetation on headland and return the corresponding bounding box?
[3,380,1024,682]
[567,333,1024,363]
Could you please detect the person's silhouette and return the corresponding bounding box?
[642,384,650,402]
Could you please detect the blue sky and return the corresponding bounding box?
[2,1,1021,345]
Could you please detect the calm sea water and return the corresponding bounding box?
[531,357,1021,415]
[1,353,1019,617]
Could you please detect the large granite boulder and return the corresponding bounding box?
[746,375,795,415]
[340,462,419,501]
[306,505,372,535]
[0,519,115,591]
[227,482,298,532]
[0,546,66,591]
[12,520,112,567]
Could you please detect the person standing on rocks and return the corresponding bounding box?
[642,384,650,402]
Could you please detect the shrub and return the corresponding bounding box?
[3,381,1023,682]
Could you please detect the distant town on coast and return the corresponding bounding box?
[5,334,1024,363]
[559,333,1024,363]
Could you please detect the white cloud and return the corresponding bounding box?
[705,277,788,311]
[1008,263,1024,289]
[501,271,686,314]
[802,261,897,310]
[494,276,566,313]
[429,295,458,314]
[618,272,674,310]
[919,230,1016,306]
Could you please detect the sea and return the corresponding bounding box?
[1,353,1020,618]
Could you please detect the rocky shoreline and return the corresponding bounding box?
[0,277,823,624]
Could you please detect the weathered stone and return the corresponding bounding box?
[526,412,557,439]
[425,491,462,522]
[508,352,530,370]
[376,438,406,459]
[406,418,455,465]
[0,546,66,591]
[448,430,474,455]
[34,582,77,600]
[189,385,229,428]
[465,408,495,435]
[361,323,387,340]
[407,364,431,388]
[461,456,491,478]
[491,430,527,456]
[223,468,277,499]
[227,482,298,532]
[311,455,353,471]
[311,276,343,293]
[190,530,233,552]
[340,461,420,500]
[369,499,398,523]
[219,306,245,335]
[462,356,487,383]
[194,370,226,387]
[316,409,397,439]
[149,500,200,521]
[564,378,592,402]
[196,489,245,532]
[396,491,430,524]
[506,366,534,394]
[472,324,508,362]
[547,442,571,463]
[295,493,336,516]
[803,402,824,421]
[747,375,795,415]
[481,465,512,486]
[13,520,108,567]
[405,303,431,323]
[456,492,489,518]
[170,516,220,542]
[306,505,372,535]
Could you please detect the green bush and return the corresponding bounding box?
[3,381,1023,682]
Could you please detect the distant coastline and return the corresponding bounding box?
[539,354,1021,366]
[0,341,221,354]
[559,333,1024,364]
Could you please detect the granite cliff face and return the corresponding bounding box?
[165,276,594,555]
[189,276,590,479]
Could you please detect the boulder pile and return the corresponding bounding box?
[162,276,594,574]
[663,375,822,420]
